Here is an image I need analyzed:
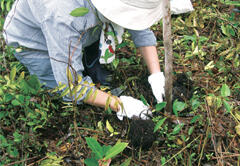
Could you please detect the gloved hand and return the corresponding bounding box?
[148,72,165,103]
[116,96,151,120]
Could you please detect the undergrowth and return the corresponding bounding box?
[0,0,240,165]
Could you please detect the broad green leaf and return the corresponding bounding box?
[173,100,186,117]
[85,137,103,159]
[223,100,231,113]
[221,84,231,97]
[155,102,167,111]
[84,158,98,166]
[104,142,128,160]
[120,157,132,166]
[154,117,167,133]
[102,145,112,156]
[11,99,21,106]
[70,7,89,17]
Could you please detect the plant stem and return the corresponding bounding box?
[163,0,173,114]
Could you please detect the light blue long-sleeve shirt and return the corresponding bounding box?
[3,0,157,101]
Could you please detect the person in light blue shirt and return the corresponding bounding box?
[3,0,166,120]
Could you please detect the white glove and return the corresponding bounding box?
[148,72,165,103]
[116,96,151,121]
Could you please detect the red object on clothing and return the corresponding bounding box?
[108,45,115,54]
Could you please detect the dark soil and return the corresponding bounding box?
[129,119,156,150]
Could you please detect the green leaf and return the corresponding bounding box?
[0,111,6,120]
[66,67,73,83]
[0,135,8,147]
[221,84,231,97]
[104,142,128,160]
[155,102,167,111]
[60,87,70,97]
[102,145,112,156]
[223,100,231,113]
[27,75,41,91]
[70,7,89,17]
[161,157,166,165]
[9,147,19,158]
[13,131,22,143]
[140,95,149,106]
[190,115,200,124]
[85,137,103,159]
[191,99,200,110]
[221,25,228,36]
[188,126,194,136]
[84,158,98,166]
[171,123,184,135]
[113,59,120,69]
[106,120,114,133]
[11,99,21,106]
[10,66,16,81]
[173,100,186,117]
[27,122,36,126]
[4,93,14,103]
[154,117,167,133]
[120,157,132,166]
[83,88,94,102]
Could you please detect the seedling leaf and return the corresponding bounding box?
[154,117,167,133]
[85,137,103,159]
[155,102,167,111]
[221,84,231,97]
[70,7,89,17]
[104,142,128,160]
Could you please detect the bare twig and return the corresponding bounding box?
[5,156,39,166]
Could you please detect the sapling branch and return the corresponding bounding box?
[163,0,173,113]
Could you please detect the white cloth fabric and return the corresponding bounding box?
[92,0,194,30]
[117,96,151,120]
[97,12,124,64]
[99,23,124,64]
[148,72,165,103]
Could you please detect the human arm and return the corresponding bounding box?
[41,15,149,119]
[128,29,165,103]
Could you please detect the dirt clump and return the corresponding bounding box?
[129,119,156,149]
